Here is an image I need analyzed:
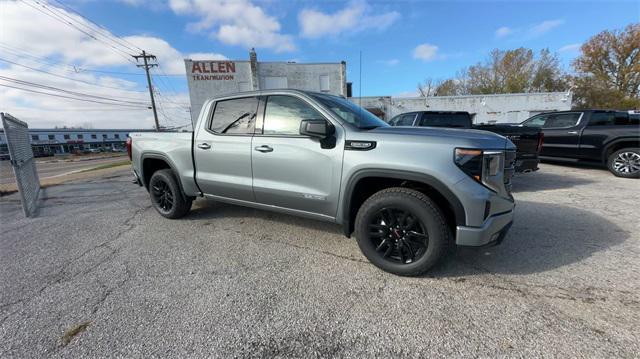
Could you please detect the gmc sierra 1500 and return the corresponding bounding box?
[128,90,516,276]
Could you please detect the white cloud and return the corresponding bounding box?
[413,43,439,62]
[168,0,295,52]
[186,53,228,61]
[299,0,400,38]
[559,43,581,53]
[495,26,512,38]
[494,19,564,40]
[0,1,200,129]
[529,19,564,36]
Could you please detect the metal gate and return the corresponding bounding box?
[1,113,40,217]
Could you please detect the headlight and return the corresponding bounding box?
[454,148,504,192]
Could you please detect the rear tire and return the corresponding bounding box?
[354,187,449,276]
[607,148,640,178]
[149,169,192,219]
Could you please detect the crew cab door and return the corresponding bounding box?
[251,94,343,218]
[523,112,583,157]
[194,96,258,201]
[579,111,637,161]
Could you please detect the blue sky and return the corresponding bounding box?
[1,0,638,128]
[80,0,639,96]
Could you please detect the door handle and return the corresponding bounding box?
[197,143,211,150]
[254,145,273,153]
[567,131,578,135]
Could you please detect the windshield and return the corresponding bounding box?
[310,94,389,129]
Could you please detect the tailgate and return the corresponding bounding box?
[474,124,540,158]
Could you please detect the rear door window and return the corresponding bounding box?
[210,97,259,134]
[588,111,631,126]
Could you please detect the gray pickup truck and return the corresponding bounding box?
[128,90,516,276]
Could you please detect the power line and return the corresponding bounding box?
[48,0,143,53]
[0,83,149,108]
[0,57,146,92]
[0,75,150,105]
[18,0,136,65]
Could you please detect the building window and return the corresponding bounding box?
[114,134,120,139]
[319,75,330,92]
[48,134,55,140]
[91,134,97,139]
[64,134,70,140]
[77,134,84,139]
[31,135,39,141]
[102,134,108,139]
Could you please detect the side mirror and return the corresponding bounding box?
[300,119,335,138]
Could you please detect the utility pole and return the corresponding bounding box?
[132,51,160,131]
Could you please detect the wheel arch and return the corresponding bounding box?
[140,152,186,195]
[603,139,640,163]
[341,169,466,238]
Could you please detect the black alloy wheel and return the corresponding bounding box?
[369,208,428,264]
[151,179,174,213]
[148,169,193,219]
[354,187,449,276]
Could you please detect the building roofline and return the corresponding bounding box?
[350,91,570,100]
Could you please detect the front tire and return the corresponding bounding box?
[149,169,192,218]
[607,148,640,178]
[354,187,449,276]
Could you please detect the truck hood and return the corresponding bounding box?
[369,126,514,149]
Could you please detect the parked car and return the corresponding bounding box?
[521,110,640,178]
[128,90,516,276]
[388,111,543,173]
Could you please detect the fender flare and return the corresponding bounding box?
[140,152,188,196]
[341,169,467,237]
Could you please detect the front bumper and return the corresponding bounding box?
[455,210,514,247]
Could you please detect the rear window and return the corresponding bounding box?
[523,112,581,128]
[210,97,258,134]
[419,113,471,128]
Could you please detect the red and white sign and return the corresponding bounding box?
[190,61,236,81]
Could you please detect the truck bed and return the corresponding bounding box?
[129,131,199,196]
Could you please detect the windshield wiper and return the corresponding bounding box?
[222,112,252,133]
[359,125,380,130]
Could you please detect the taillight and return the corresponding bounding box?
[537,132,544,153]
[126,137,132,160]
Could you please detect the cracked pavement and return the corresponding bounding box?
[0,163,638,357]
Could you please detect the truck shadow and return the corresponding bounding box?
[187,199,627,277]
[431,199,628,277]
[511,171,595,192]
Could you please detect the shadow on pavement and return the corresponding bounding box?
[511,170,595,192]
[431,199,628,277]
[185,198,627,276]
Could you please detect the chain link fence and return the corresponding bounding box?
[1,113,40,217]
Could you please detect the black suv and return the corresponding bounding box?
[522,110,640,178]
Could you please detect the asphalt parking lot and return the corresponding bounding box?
[0,163,638,357]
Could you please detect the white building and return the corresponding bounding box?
[350,92,573,124]
[0,128,147,157]
[185,49,347,126]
